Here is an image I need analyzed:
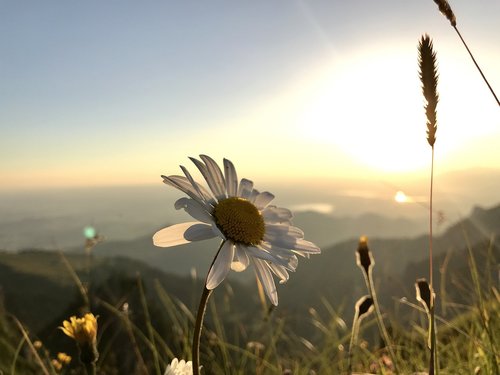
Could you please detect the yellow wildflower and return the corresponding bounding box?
[57,352,72,364]
[60,313,98,345]
[51,359,62,371]
[33,340,43,349]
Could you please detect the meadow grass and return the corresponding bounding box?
[0,237,498,374]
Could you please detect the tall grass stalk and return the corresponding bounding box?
[11,318,50,375]
[58,250,90,310]
[419,34,439,375]
[461,229,500,373]
[137,276,162,375]
[347,295,373,374]
[261,313,284,373]
[10,335,26,375]
[154,281,194,358]
[208,299,232,371]
[432,0,500,106]
[99,299,155,373]
[355,237,400,374]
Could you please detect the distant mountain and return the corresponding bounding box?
[278,203,500,331]
[72,202,500,281]
[0,203,497,351]
[293,211,426,247]
[67,203,500,335]
[77,210,427,278]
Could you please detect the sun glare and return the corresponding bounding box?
[297,51,431,174]
[294,43,500,176]
[394,191,408,203]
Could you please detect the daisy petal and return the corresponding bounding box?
[175,223,217,242]
[254,192,275,210]
[268,263,290,284]
[180,165,215,204]
[245,246,292,270]
[248,189,259,203]
[153,222,215,247]
[253,258,278,306]
[292,239,321,254]
[223,158,238,197]
[238,178,253,199]
[265,235,320,255]
[200,155,227,199]
[231,243,249,272]
[174,197,214,224]
[262,206,293,224]
[211,223,226,240]
[190,156,226,201]
[259,242,298,270]
[265,224,304,240]
[162,175,209,209]
[206,241,235,289]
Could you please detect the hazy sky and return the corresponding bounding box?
[2,1,499,190]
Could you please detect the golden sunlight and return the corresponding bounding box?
[394,190,409,203]
[297,50,431,174]
[294,43,500,176]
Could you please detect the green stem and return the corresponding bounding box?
[429,147,434,287]
[347,314,360,375]
[428,146,439,375]
[192,241,225,375]
[429,304,436,375]
[192,287,213,375]
[137,276,162,375]
[365,272,400,374]
[84,362,96,375]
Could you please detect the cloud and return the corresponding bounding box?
[290,203,335,215]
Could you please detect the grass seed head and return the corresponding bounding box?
[355,295,374,320]
[415,278,434,313]
[356,236,374,276]
[433,0,457,27]
[418,34,439,147]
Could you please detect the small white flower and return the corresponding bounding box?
[153,155,320,305]
[164,358,193,375]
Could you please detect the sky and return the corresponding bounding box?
[1,0,499,191]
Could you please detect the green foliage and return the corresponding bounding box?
[0,230,498,374]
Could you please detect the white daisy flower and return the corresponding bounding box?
[164,358,193,375]
[153,155,320,305]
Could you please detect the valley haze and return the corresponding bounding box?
[1,168,499,253]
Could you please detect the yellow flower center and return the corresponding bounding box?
[213,197,265,246]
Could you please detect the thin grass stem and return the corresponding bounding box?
[209,299,231,371]
[10,335,26,375]
[429,146,438,375]
[84,362,96,375]
[461,228,500,373]
[347,315,360,374]
[365,272,400,374]
[98,299,151,373]
[137,276,162,375]
[11,317,50,375]
[396,297,494,355]
[453,26,500,106]
[58,250,89,310]
[429,147,434,288]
